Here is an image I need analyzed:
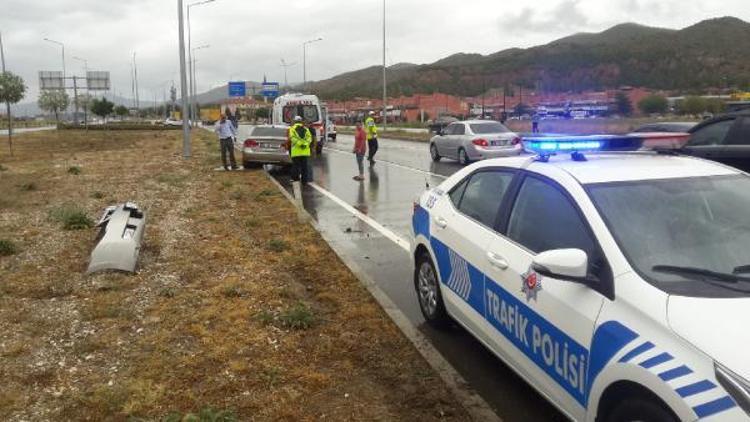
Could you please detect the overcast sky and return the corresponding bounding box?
[1,0,748,103]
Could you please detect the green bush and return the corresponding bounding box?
[67,166,82,175]
[0,239,18,256]
[278,302,315,330]
[57,123,180,131]
[267,239,289,252]
[49,205,94,230]
[19,182,37,191]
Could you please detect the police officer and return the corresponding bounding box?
[289,115,312,184]
[365,111,379,164]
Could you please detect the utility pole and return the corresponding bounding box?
[1,31,13,155]
[178,0,191,158]
[302,38,322,91]
[280,58,296,88]
[382,0,387,130]
[133,52,140,111]
[187,0,216,124]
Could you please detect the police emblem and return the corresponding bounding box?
[521,267,543,301]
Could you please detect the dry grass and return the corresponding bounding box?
[0,129,469,421]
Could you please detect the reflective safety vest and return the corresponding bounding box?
[365,116,378,140]
[289,123,312,157]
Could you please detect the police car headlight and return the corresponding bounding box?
[715,362,750,415]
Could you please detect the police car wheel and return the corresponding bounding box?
[415,253,449,327]
[458,148,470,165]
[430,144,441,162]
[604,397,677,422]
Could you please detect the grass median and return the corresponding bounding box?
[0,129,469,420]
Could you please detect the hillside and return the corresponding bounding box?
[308,17,750,100]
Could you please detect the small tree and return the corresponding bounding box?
[614,92,633,116]
[114,105,129,120]
[38,89,69,123]
[90,97,115,123]
[638,95,668,115]
[254,107,270,120]
[678,96,707,116]
[0,71,27,155]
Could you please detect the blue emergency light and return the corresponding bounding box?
[523,134,647,161]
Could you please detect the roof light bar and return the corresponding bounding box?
[523,132,690,160]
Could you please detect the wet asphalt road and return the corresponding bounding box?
[269,134,566,421]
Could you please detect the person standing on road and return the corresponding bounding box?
[289,116,313,185]
[352,121,367,181]
[365,111,379,165]
[532,113,540,133]
[215,114,238,171]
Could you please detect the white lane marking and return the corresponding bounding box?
[309,182,411,252]
[324,146,448,180]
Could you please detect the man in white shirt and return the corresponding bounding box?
[214,114,238,170]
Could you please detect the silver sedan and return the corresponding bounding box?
[429,120,522,165]
[234,125,291,168]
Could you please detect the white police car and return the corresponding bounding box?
[411,136,750,421]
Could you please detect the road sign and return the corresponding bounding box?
[86,71,110,90]
[228,81,246,97]
[39,71,64,90]
[261,82,280,98]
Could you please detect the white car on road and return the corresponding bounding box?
[429,120,522,165]
[412,136,750,421]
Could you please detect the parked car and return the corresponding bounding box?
[429,120,522,165]
[234,125,290,168]
[326,119,337,141]
[631,122,697,133]
[428,116,459,134]
[680,111,750,172]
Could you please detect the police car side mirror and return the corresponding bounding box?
[532,249,588,282]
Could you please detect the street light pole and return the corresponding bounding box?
[280,59,296,89]
[382,0,387,130]
[43,38,66,83]
[302,37,322,91]
[73,56,89,126]
[1,31,14,155]
[187,0,215,125]
[133,52,139,110]
[191,44,208,124]
[178,0,191,158]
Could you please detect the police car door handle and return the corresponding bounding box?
[434,216,448,229]
[487,251,509,269]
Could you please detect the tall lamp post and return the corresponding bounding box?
[382,0,387,129]
[73,56,89,125]
[302,37,322,91]
[178,0,191,157]
[191,44,209,124]
[280,58,296,89]
[43,38,67,120]
[187,0,215,124]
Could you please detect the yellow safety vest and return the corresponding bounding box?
[365,116,378,140]
[289,123,312,157]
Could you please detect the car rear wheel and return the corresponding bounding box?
[415,253,449,328]
[604,397,677,422]
[243,161,262,169]
[430,144,441,162]
[458,148,471,166]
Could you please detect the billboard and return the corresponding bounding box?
[86,71,110,90]
[261,82,280,98]
[39,71,64,90]
[228,81,246,97]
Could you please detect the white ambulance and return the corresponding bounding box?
[272,93,326,153]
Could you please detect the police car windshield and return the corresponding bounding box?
[588,174,750,296]
[470,123,510,134]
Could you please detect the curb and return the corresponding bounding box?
[264,170,501,422]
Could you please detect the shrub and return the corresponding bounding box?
[267,239,289,252]
[50,205,94,230]
[0,164,7,171]
[278,302,315,330]
[0,239,18,256]
[91,191,105,199]
[19,182,37,191]
[67,166,82,175]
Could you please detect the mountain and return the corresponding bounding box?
[307,17,750,100]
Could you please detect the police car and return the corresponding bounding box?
[411,135,750,421]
